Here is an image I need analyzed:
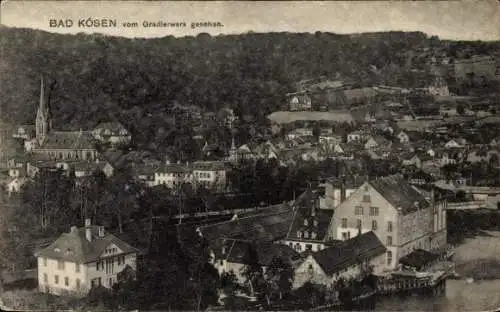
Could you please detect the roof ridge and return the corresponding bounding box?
[198,204,292,230]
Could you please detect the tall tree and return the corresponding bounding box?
[265,256,294,301]
[241,243,265,297]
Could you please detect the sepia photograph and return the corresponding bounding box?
[0,0,500,310]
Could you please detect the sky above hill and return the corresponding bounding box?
[1,1,499,41]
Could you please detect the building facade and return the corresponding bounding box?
[326,175,447,271]
[29,77,99,161]
[35,219,138,297]
[293,232,386,289]
[92,122,132,146]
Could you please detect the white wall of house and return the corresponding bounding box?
[282,240,326,253]
[327,182,402,270]
[215,260,247,285]
[193,169,226,191]
[293,255,332,289]
[85,251,137,291]
[154,172,185,188]
[319,184,357,210]
[37,258,86,297]
[38,251,136,297]
[293,252,386,289]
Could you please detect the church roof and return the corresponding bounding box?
[38,131,96,150]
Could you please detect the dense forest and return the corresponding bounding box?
[1,27,499,150]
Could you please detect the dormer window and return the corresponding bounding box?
[304,219,309,226]
[313,220,318,227]
[297,231,302,238]
[304,231,309,239]
[311,232,317,239]
[54,248,60,252]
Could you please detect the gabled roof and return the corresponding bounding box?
[35,225,138,263]
[14,124,36,134]
[38,131,96,150]
[400,152,418,161]
[198,204,295,243]
[132,164,158,176]
[290,94,312,104]
[325,175,368,189]
[312,231,386,275]
[156,163,190,174]
[94,122,129,134]
[369,174,429,214]
[286,204,333,242]
[399,249,439,270]
[73,160,111,172]
[192,161,226,171]
[368,135,391,146]
[224,240,299,266]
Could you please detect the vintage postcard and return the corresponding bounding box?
[1,0,500,311]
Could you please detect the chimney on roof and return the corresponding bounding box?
[85,218,92,242]
[98,226,105,238]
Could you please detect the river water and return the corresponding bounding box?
[374,279,500,311]
[374,226,500,311]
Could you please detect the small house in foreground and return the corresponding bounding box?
[35,219,138,297]
[293,231,386,289]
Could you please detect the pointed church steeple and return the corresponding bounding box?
[228,134,237,162]
[36,76,51,145]
[231,135,236,150]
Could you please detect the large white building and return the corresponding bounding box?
[326,175,447,271]
[35,219,138,297]
[153,161,228,192]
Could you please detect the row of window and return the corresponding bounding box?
[43,273,80,289]
[341,218,393,232]
[195,172,214,179]
[105,248,118,255]
[156,172,184,177]
[303,219,319,227]
[90,277,115,288]
[296,231,318,239]
[45,150,95,160]
[96,255,126,272]
[290,242,316,252]
[43,258,81,273]
[99,129,128,136]
[354,206,379,216]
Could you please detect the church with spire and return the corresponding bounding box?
[27,77,99,161]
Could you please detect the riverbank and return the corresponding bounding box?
[453,230,500,280]
[375,230,500,311]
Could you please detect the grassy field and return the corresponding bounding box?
[267,110,354,124]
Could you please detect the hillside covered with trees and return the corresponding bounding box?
[1,27,499,150]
